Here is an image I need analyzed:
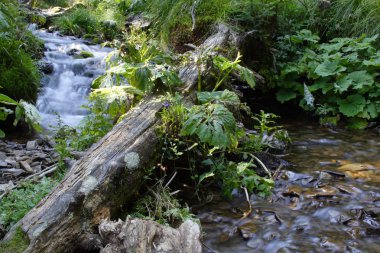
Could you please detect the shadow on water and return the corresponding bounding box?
[195,119,380,253]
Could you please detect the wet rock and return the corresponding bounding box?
[263,231,280,241]
[238,221,258,239]
[322,170,345,178]
[283,185,302,198]
[336,184,361,194]
[337,163,380,182]
[73,51,94,59]
[67,48,80,56]
[247,238,264,249]
[321,239,344,252]
[37,61,54,74]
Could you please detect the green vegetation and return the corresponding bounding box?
[0,0,42,103]
[3,0,380,235]
[276,30,380,128]
[0,227,29,253]
[0,176,62,230]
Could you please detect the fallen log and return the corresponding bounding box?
[1,23,236,253]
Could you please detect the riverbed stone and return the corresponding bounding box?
[26,141,37,150]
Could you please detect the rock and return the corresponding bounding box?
[99,218,202,253]
[20,160,34,174]
[0,151,7,161]
[67,48,80,56]
[26,140,37,150]
[4,158,18,168]
[0,168,24,176]
[37,61,54,74]
[73,51,94,59]
[337,163,380,182]
[0,181,15,192]
[247,238,264,249]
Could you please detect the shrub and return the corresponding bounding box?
[0,0,41,102]
[276,30,380,128]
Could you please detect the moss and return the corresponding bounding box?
[73,51,94,59]
[0,227,29,253]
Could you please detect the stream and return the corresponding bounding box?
[30,28,380,253]
[196,120,380,253]
[32,27,112,129]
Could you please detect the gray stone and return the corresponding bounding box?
[26,141,37,150]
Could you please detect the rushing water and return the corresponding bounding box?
[196,121,380,253]
[32,28,112,128]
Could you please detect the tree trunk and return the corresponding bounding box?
[1,23,235,253]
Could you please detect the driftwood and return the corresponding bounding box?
[99,218,202,253]
[1,23,236,253]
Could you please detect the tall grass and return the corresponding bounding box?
[54,7,99,36]
[331,0,380,37]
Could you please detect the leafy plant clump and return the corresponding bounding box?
[276,30,380,128]
[159,90,288,198]
[0,176,62,230]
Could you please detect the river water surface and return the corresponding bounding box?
[196,120,380,253]
[32,28,112,128]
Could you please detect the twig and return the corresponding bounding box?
[249,154,272,178]
[240,186,252,219]
[190,0,199,31]
[25,164,57,180]
[164,171,177,188]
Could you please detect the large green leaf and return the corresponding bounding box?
[335,76,352,93]
[236,65,255,89]
[314,60,346,77]
[346,71,374,89]
[181,104,237,149]
[197,90,240,106]
[276,89,297,103]
[337,95,366,117]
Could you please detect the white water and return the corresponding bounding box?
[32,28,112,128]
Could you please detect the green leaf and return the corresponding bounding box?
[335,76,352,93]
[0,128,5,138]
[236,65,255,88]
[0,93,18,105]
[181,104,237,149]
[198,171,215,185]
[197,90,240,106]
[314,60,346,77]
[346,71,374,89]
[346,117,368,130]
[276,89,297,103]
[337,95,366,117]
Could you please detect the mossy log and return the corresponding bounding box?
[1,23,236,253]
